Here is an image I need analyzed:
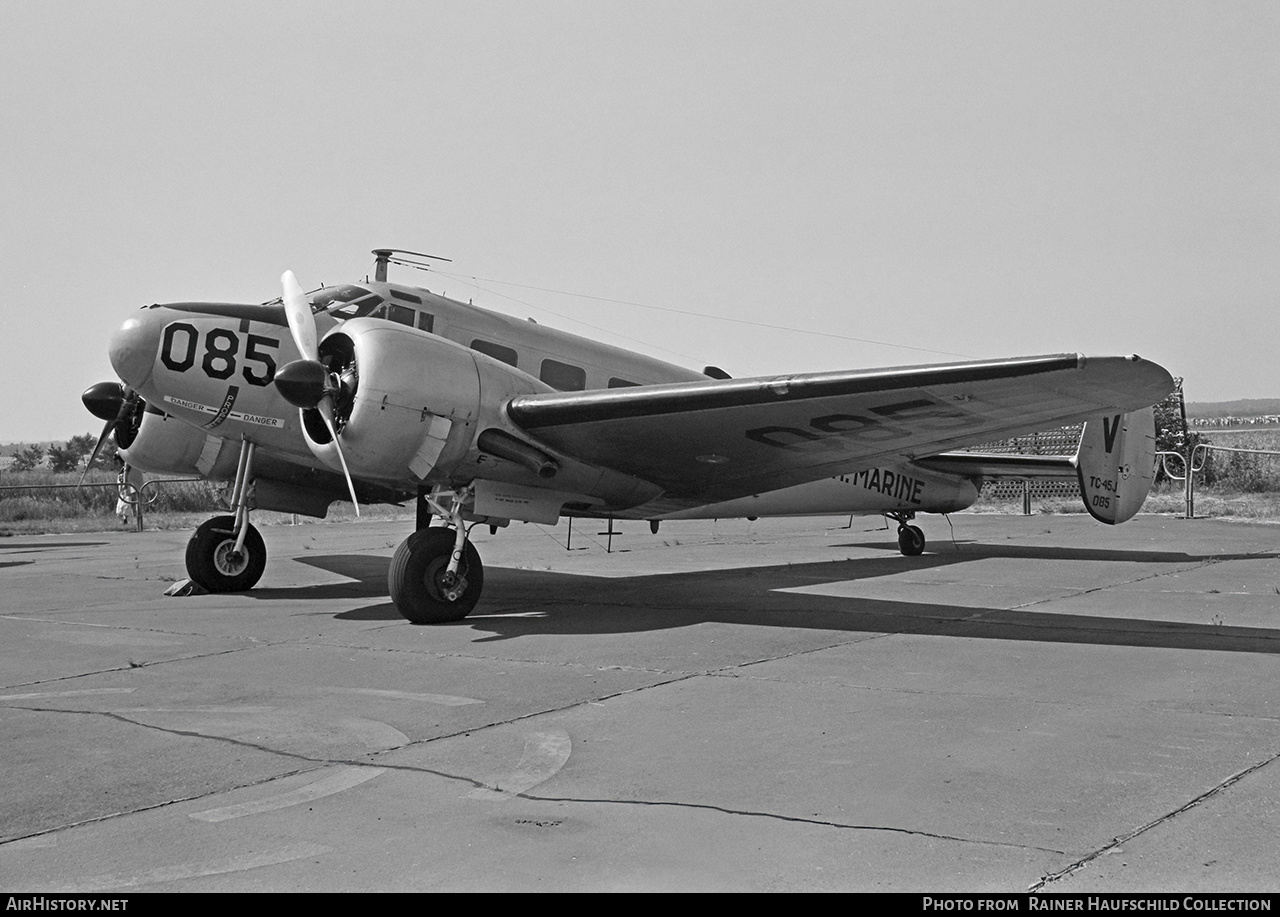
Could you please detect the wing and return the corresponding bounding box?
[506,353,1173,504]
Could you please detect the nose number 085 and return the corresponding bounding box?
[160,322,280,387]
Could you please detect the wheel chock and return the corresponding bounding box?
[164,579,208,597]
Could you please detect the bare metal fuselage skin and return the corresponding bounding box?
[108,281,982,522]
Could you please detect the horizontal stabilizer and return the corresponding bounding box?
[1074,408,1157,525]
[913,452,1075,480]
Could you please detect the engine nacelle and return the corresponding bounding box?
[298,318,548,485]
[117,408,212,475]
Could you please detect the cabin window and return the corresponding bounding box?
[386,304,415,326]
[389,288,423,304]
[540,359,586,391]
[417,312,435,333]
[608,377,639,388]
[471,339,518,367]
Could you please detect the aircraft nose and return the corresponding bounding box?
[108,311,159,390]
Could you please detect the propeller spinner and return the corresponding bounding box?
[79,381,141,482]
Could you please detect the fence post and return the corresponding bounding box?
[1185,448,1194,519]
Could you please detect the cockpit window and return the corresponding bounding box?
[310,284,386,318]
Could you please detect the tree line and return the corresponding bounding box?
[5,433,117,474]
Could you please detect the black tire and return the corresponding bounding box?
[388,528,484,624]
[185,515,267,592]
[897,524,925,556]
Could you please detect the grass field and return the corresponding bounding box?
[0,470,398,536]
[5,428,1280,536]
[971,427,1280,522]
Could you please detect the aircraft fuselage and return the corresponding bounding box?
[108,279,984,521]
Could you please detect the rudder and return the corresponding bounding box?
[1074,408,1157,524]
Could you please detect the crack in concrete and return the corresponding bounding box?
[1010,553,1270,612]
[0,644,267,692]
[4,699,1064,859]
[11,600,1272,874]
[1029,749,1280,891]
[512,792,1067,854]
[710,665,1280,722]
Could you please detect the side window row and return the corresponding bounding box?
[470,340,625,393]
[342,296,641,391]
[350,317,636,392]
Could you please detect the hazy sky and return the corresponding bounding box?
[2,0,1276,442]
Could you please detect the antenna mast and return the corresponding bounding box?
[371,249,452,283]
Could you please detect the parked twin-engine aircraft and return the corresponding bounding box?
[83,249,1174,624]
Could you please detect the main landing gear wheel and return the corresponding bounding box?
[185,515,267,592]
[388,527,484,624]
[897,524,926,556]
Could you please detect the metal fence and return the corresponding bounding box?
[0,477,203,531]
[10,436,1269,528]
[1159,443,1280,518]
[968,424,1083,514]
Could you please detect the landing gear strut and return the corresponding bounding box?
[185,440,268,591]
[887,511,926,556]
[389,485,484,624]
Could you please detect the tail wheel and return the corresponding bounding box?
[388,527,484,624]
[897,524,926,556]
[186,515,267,592]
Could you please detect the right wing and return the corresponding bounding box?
[505,353,1173,505]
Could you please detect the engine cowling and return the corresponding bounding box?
[294,318,546,484]
[117,407,212,475]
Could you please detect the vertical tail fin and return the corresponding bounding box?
[1073,408,1157,524]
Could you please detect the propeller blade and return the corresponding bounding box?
[283,270,357,515]
[79,382,139,484]
[79,416,117,485]
[318,400,360,517]
[281,270,318,363]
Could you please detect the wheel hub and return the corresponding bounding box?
[212,540,250,576]
[441,577,467,602]
[424,556,467,603]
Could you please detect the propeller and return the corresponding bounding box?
[79,381,141,483]
[279,271,361,516]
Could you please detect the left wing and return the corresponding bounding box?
[505,353,1172,504]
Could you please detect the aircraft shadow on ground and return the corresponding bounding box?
[271,544,1280,655]
[0,541,111,551]
[840,537,1276,565]
[251,554,393,602]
